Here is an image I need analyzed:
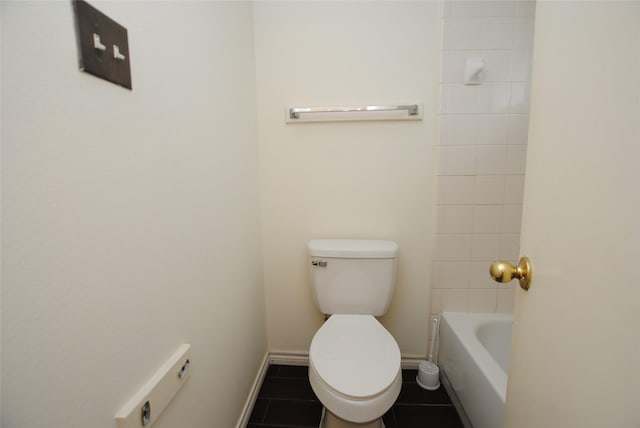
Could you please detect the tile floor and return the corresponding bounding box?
[247,364,464,428]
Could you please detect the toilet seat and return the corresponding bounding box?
[309,314,401,423]
[310,314,400,399]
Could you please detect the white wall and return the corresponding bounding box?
[430,0,535,321]
[1,2,266,427]
[254,2,440,356]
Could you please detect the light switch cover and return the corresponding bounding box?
[73,0,132,89]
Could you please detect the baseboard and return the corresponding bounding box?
[268,351,309,366]
[269,352,426,368]
[236,352,270,428]
[400,356,426,369]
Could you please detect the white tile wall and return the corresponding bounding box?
[510,83,531,113]
[515,1,536,17]
[483,1,515,17]
[478,115,509,145]
[441,116,478,145]
[508,115,529,144]
[471,234,501,261]
[432,0,534,319]
[437,205,475,233]
[500,234,521,260]
[502,204,524,232]
[475,175,505,204]
[437,146,478,175]
[511,51,533,81]
[432,262,472,288]
[441,289,469,312]
[469,261,498,288]
[504,174,526,203]
[478,83,511,113]
[468,289,498,312]
[506,145,528,174]
[473,205,502,232]
[445,18,484,49]
[482,17,514,49]
[438,175,476,204]
[476,145,507,174]
[449,1,484,17]
[513,17,536,48]
[497,288,516,312]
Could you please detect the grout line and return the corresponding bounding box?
[394,402,455,407]
[261,398,320,404]
[388,406,398,428]
[260,400,269,424]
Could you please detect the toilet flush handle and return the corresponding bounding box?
[311,259,327,267]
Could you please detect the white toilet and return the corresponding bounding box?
[307,239,402,428]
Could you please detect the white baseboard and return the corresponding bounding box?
[400,357,426,369]
[268,352,425,368]
[268,351,309,366]
[236,352,270,428]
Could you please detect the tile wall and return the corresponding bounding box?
[430,0,535,320]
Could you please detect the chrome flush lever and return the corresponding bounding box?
[311,259,327,267]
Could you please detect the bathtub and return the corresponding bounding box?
[439,312,513,428]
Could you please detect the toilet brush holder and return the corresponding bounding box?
[416,360,440,390]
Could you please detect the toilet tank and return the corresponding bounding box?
[308,239,398,316]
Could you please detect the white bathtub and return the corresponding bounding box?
[439,312,513,428]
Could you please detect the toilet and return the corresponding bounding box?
[307,239,402,428]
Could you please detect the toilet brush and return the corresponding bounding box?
[417,316,440,390]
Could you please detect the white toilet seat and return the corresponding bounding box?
[309,314,401,423]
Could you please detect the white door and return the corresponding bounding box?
[503,2,640,427]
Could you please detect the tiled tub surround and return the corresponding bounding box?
[431,0,535,319]
[248,365,464,428]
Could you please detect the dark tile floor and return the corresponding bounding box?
[247,365,464,428]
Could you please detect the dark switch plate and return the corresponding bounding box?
[73,0,132,89]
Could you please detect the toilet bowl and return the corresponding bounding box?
[309,314,402,427]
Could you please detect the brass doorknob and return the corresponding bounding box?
[489,257,533,290]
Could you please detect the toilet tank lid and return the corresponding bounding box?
[308,239,398,258]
